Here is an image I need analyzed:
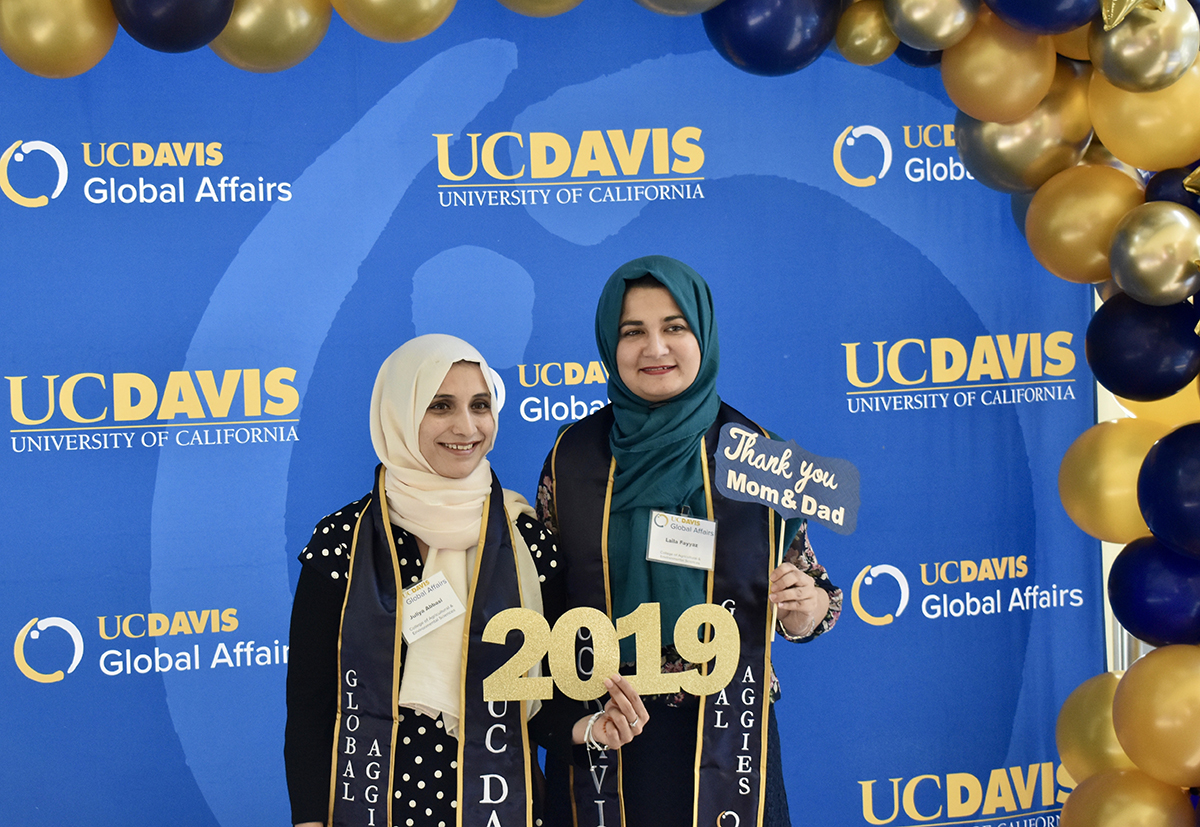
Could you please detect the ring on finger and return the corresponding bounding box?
[629,717,639,728]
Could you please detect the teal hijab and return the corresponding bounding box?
[594,255,721,651]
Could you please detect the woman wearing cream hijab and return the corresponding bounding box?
[285,334,645,827]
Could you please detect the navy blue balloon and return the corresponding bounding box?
[1139,423,1200,559]
[983,0,1099,34]
[1146,166,1200,214]
[702,0,839,77]
[111,0,235,53]
[894,42,942,67]
[1085,293,1200,402]
[1109,536,1200,646]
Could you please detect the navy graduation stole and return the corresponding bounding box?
[551,404,776,827]
[329,466,535,827]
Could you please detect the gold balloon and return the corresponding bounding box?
[495,0,584,16]
[1109,200,1200,305]
[1118,375,1200,426]
[1090,61,1200,171]
[332,0,453,42]
[631,0,721,14]
[1059,768,1194,827]
[955,58,1093,192]
[1026,164,1145,284]
[1055,21,1092,59]
[836,0,899,65]
[1058,418,1172,543]
[942,7,1057,123]
[1113,644,1200,787]
[210,0,331,73]
[884,0,979,51]
[1056,672,1137,784]
[1090,0,1200,92]
[0,0,117,78]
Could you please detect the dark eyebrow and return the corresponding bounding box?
[618,319,644,329]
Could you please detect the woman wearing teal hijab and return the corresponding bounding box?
[534,256,842,827]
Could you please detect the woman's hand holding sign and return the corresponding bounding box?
[770,562,831,638]
[571,675,651,748]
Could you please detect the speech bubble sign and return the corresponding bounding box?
[715,423,861,535]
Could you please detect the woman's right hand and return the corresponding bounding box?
[571,674,650,748]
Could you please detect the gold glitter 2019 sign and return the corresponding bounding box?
[481,602,740,701]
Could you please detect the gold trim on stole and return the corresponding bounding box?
[328,466,406,827]
[456,491,492,827]
[691,438,716,827]
[569,455,622,827]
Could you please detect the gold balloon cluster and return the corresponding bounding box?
[910,0,1200,306]
[0,0,587,76]
[1057,649,1200,826]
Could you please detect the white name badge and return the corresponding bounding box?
[401,570,467,645]
[645,510,718,571]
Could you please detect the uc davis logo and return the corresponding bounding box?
[851,564,909,626]
[1,140,68,208]
[833,126,892,188]
[14,617,83,683]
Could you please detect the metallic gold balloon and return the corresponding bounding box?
[1026,164,1146,284]
[1056,673,1137,784]
[1058,418,1172,543]
[0,0,117,78]
[955,58,1093,192]
[331,0,453,41]
[884,0,979,51]
[1118,375,1200,425]
[1059,768,1194,827]
[1110,201,1200,304]
[1082,138,1148,185]
[1090,0,1200,92]
[836,0,899,65]
[1097,278,1124,301]
[1055,21,1093,59]
[1090,61,1200,170]
[495,0,584,16]
[1113,644,1200,787]
[209,0,331,73]
[632,0,723,15]
[942,7,1057,123]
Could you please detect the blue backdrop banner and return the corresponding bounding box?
[1,4,1101,826]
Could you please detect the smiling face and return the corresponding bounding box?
[615,284,702,403]
[417,361,495,478]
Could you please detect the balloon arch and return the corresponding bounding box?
[5,0,1200,823]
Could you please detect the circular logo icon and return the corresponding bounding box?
[653,512,670,528]
[851,564,910,626]
[1,140,68,208]
[14,616,84,683]
[833,126,893,188]
[717,811,741,827]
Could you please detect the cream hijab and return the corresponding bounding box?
[369,334,496,736]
